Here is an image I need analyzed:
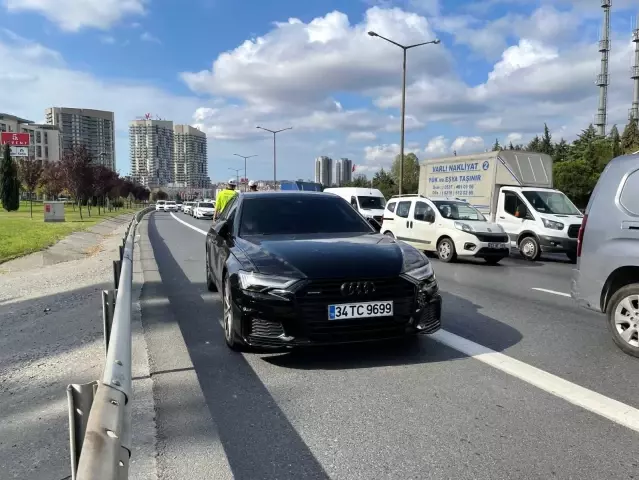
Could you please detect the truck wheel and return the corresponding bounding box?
[437,238,457,263]
[519,236,541,261]
[606,284,639,358]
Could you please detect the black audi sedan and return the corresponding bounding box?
[205,191,442,350]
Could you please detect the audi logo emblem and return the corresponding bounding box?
[340,281,376,296]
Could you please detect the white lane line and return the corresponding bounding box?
[432,330,639,433]
[532,287,571,297]
[169,212,639,433]
[170,212,208,235]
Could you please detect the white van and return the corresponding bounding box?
[323,187,386,224]
[381,194,510,264]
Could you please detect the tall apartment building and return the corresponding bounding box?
[174,125,210,188]
[314,156,333,186]
[335,157,353,186]
[129,119,174,188]
[45,107,115,170]
[0,112,61,162]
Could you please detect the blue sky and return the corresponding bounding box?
[0,0,637,182]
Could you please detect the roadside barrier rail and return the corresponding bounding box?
[67,206,154,480]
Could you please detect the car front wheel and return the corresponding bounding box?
[223,273,242,351]
[606,284,639,358]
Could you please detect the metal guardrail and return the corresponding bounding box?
[67,206,154,480]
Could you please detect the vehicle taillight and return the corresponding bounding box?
[577,214,587,257]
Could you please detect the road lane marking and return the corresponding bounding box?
[532,287,571,297]
[170,212,208,235]
[171,212,639,433]
[431,329,639,433]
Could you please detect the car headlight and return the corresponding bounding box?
[542,218,564,230]
[405,262,434,281]
[454,222,473,233]
[238,270,300,292]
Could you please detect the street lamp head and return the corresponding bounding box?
[433,39,441,44]
[367,31,378,37]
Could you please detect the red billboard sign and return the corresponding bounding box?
[1,132,30,146]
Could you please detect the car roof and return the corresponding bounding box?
[241,191,335,199]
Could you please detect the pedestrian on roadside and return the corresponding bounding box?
[248,180,258,192]
[214,178,238,220]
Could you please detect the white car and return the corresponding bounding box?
[193,201,214,219]
[183,202,195,215]
[163,200,178,212]
[381,195,510,264]
[155,200,166,211]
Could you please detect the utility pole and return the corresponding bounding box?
[256,126,292,185]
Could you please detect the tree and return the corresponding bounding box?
[492,139,501,151]
[609,124,622,158]
[390,152,420,194]
[540,123,553,156]
[347,174,371,188]
[17,157,43,218]
[39,161,64,199]
[0,144,20,211]
[554,159,598,209]
[553,139,570,163]
[620,119,639,154]
[59,145,94,219]
[508,141,515,150]
[527,135,541,152]
[372,168,397,199]
[92,165,116,214]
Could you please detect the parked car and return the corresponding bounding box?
[381,194,509,264]
[194,201,215,219]
[155,200,166,211]
[163,200,178,211]
[205,191,442,351]
[571,152,639,358]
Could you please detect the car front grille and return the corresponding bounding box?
[249,318,285,338]
[473,232,509,243]
[567,224,580,238]
[295,277,416,342]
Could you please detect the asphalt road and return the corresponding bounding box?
[142,210,639,480]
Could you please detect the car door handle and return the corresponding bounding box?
[622,221,639,230]
[410,221,413,228]
[406,221,409,227]
[499,216,505,219]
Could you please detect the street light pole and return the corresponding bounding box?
[368,31,440,195]
[233,154,257,191]
[256,126,292,185]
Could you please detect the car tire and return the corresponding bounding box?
[484,257,504,265]
[223,273,242,351]
[205,249,218,292]
[566,252,577,263]
[437,238,456,263]
[605,284,639,358]
[519,236,541,261]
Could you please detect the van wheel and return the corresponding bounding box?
[606,284,639,358]
[437,238,456,263]
[519,236,541,261]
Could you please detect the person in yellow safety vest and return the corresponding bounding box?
[248,180,258,192]
[214,178,238,220]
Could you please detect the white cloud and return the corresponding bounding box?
[100,35,116,45]
[450,136,485,153]
[140,32,160,43]
[348,131,377,142]
[4,0,148,31]
[424,135,448,156]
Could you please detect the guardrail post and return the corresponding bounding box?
[113,260,121,290]
[67,381,98,480]
[102,289,117,355]
[119,244,124,262]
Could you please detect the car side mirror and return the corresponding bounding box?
[368,218,381,232]
[215,220,230,238]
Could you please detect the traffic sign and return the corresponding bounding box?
[10,146,29,156]
[1,132,30,146]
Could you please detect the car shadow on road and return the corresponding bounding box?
[145,215,331,479]
[263,291,522,371]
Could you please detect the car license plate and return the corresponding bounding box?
[328,301,393,320]
[488,243,505,249]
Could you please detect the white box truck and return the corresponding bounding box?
[418,150,583,262]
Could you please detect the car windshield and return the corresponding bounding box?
[522,190,581,215]
[166,201,175,204]
[357,196,385,209]
[199,203,213,208]
[432,200,486,221]
[239,195,373,236]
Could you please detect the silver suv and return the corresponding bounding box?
[571,152,639,358]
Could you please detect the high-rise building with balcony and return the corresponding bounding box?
[129,119,174,188]
[173,125,209,188]
[335,158,353,186]
[314,156,333,186]
[45,107,115,170]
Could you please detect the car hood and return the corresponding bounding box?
[237,233,408,279]
[454,221,504,234]
[540,213,583,225]
[360,208,385,218]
